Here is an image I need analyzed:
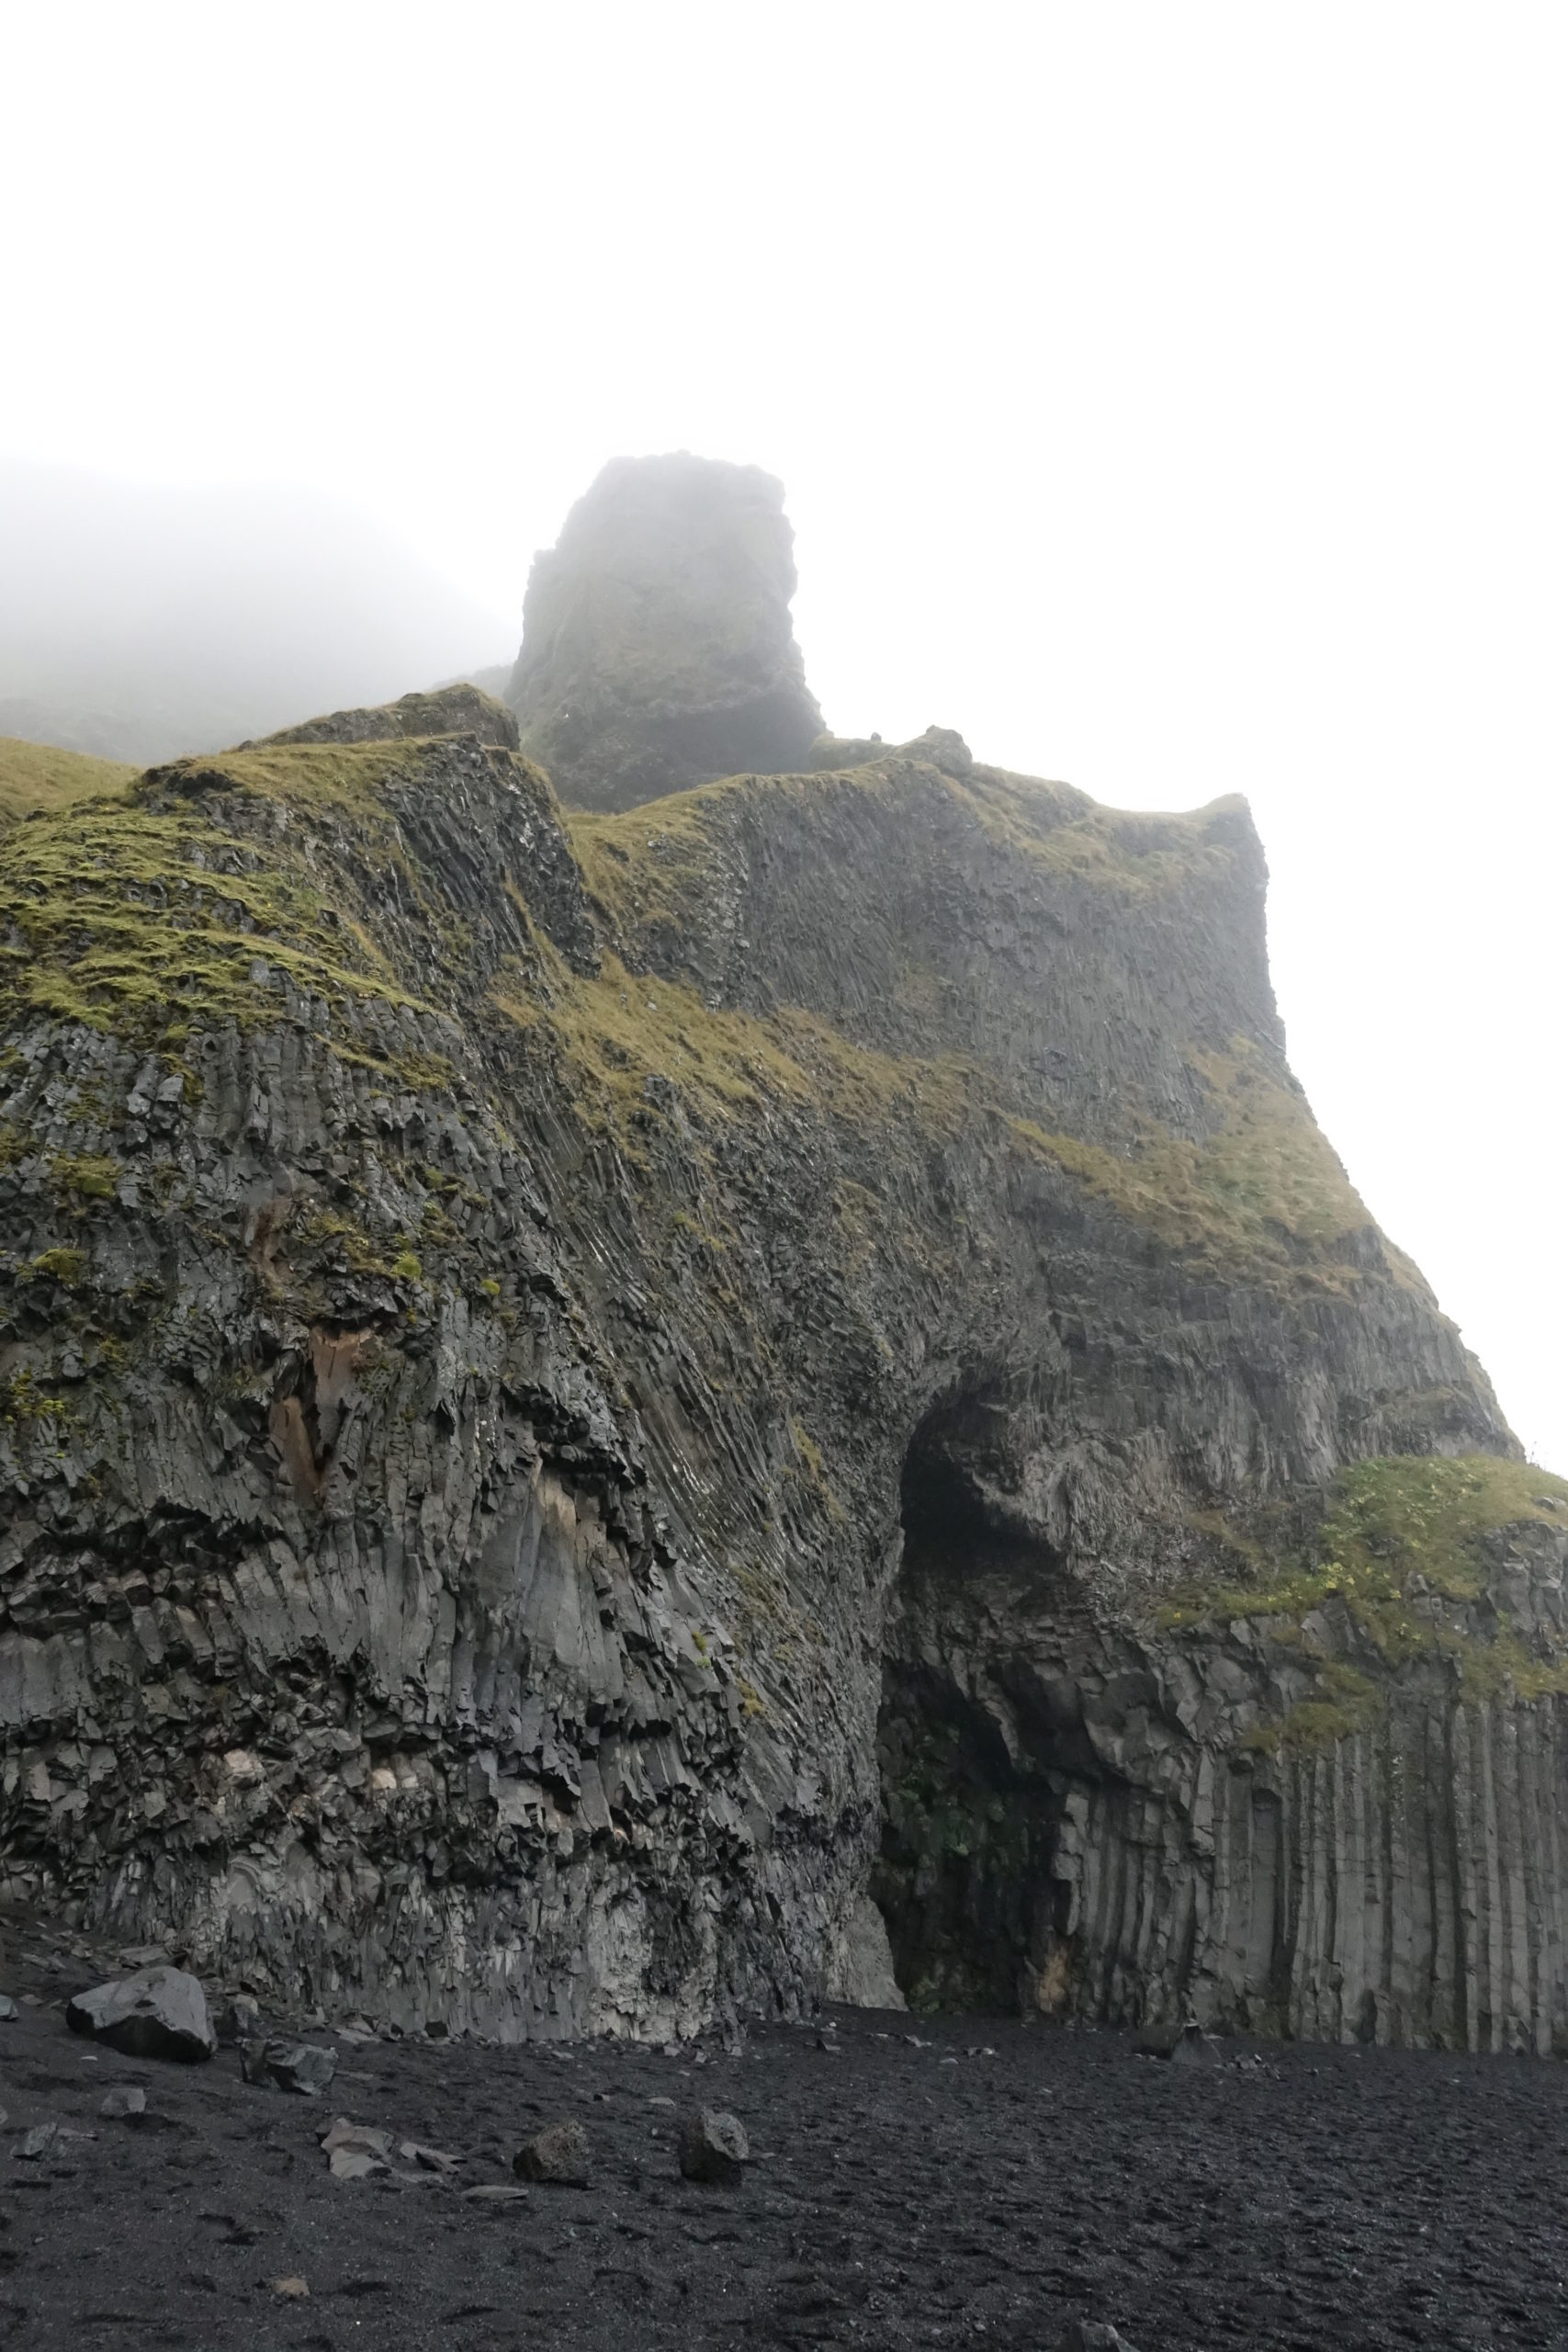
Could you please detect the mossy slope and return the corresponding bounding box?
[0,737,138,829]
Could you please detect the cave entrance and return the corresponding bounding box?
[871,1407,1078,2015]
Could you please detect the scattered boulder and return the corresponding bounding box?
[513,2119,590,2186]
[678,2108,749,2185]
[328,2145,388,2182]
[507,452,824,810]
[826,1893,907,2010]
[0,1994,17,2021]
[321,2117,394,2161]
[1170,2027,1222,2068]
[905,724,973,778]
[463,2182,531,2204]
[241,2038,336,2096]
[215,1995,263,2047]
[1135,2019,1221,2067]
[400,2140,460,2174]
[1065,2325,1141,2352]
[14,2121,60,2160]
[269,2277,309,2300]
[99,2087,147,2121]
[808,725,973,781]
[65,1967,216,2063]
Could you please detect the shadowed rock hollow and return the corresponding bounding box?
[3,480,1567,2057]
[506,453,824,810]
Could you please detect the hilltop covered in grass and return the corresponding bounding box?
[0,734,137,829]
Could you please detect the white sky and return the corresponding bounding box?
[3,3,1563,1466]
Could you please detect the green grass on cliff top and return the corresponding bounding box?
[0,738,139,829]
[1010,1041,1382,1290]
[568,752,1245,938]
[0,744,433,1049]
[1164,1454,1568,1718]
[0,733,1405,1299]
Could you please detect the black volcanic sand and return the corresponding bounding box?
[1,1928,1565,2350]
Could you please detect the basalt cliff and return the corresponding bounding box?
[3,462,1567,2057]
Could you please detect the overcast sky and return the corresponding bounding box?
[4,4,1563,1465]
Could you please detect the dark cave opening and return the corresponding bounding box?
[871,1411,1074,2015]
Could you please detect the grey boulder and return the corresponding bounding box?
[242,2038,336,2096]
[65,1967,215,2063]
[513,2119,590,2186]
[215,1994,263,2046]
[1136,2020,1220,2067]
[678,2108,749,2185]
[99,2086,148,2120]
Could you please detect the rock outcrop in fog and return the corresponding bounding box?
[3,466,1568,2056]
[507,454,824,810]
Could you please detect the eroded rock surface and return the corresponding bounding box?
[506,453,823,809]
[1,683,1565,2052]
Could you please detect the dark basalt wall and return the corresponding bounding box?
[1,705,1563,2048]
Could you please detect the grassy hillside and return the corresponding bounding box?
[0,737,138,829]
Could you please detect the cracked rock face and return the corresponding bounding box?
[1,688,1564,2052]
[506,453,824,811]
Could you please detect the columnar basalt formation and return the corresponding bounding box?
[506,454,824,810]
[2,574,1566,2052]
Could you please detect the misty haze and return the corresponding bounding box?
[0,461,513,763]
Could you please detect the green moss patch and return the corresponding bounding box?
[1165,1454,1568,1732]
[1011,1040,1375,1290]
[0,775,430,1051]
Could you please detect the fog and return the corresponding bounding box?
[0,460,512,763]
[2,4,1562,1464]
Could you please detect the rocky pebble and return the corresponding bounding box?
[513,2116,591,2184]
[678,2105,749,2184]
[240,2037,336,2095]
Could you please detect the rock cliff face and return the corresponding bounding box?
[2,670,1566,2052]
[506,455,823,810]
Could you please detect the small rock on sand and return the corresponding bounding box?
[321,2118,393,2179]
[242,2039,336,2096]
[99,2087,148,2120]
[678,2108,749,2185]
[513,2119,590,2185]
[321,2117,394,2158]
[215,1995,263,2046]
[1136,2020,1220,2068]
